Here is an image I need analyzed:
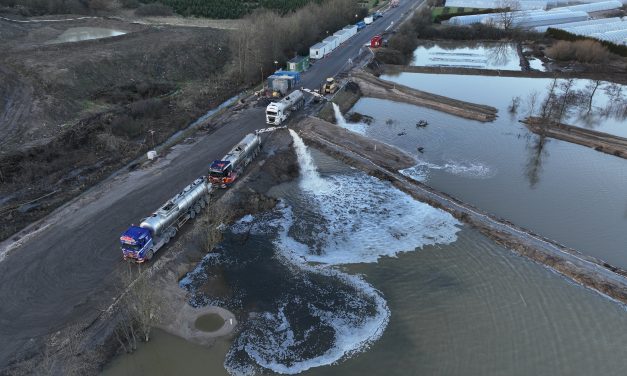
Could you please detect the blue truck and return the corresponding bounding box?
[120,177,210,262]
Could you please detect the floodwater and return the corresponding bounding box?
[411,41,522,70]
[103,132,627,376]
[46,27,126,44]
[342,72,627,267]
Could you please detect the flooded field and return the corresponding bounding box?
[343,73,627,267]
[411,41,523,70]
[103,134,627,376]
[46,27,126,44]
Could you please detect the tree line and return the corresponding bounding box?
[229,0,366,84]
[139,0,325,18]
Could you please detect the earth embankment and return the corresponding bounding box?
[524,117,627,159]
[381,64,627,85]
[351,70,498,122]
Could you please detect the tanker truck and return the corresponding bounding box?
[208,133,261,188]
[120,177,211,263]
[265,89,305,125]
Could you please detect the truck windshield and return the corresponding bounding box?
[122,244,141,252]
[209,170,226,178]
[266,110,277,116]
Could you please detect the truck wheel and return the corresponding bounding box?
[190,209,196,219]
[146,250,154,261]
[194,204,201,213]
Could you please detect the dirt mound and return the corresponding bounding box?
[0,19,237,242]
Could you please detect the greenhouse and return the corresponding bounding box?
[563,20,627,36]
[593,29,627,44]
[444,0,547,10]
[534,17,621,32]
[547,1,623,13]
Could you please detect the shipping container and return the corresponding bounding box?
[334,29,350,44]
[323,36,339,51]
[287,55,310,72]
[310,41,329,59]
[343,24,358,37]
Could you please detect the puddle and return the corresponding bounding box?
[195,313,225,332]
[46,27,126,44]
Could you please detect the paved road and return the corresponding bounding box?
[0,0,421,368]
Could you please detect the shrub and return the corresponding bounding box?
[134,2,173,16]
[546,40,610,63]
[121,0,140,8]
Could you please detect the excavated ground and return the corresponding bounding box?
[524,117,627,159]
[0,17,237,242]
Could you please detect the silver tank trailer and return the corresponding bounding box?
[222,133,261,170]
[140,177,209,236]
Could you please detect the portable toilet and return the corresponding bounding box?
[370,35,383,48]
[310,41,328,59]
[287,55,310,72]
[323,36,339,52]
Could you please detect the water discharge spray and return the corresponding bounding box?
[289,129,331,193]
[332,103,348,128]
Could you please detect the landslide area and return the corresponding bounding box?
[0,18,235,241]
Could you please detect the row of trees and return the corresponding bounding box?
[230,0,366,84]
[138,0,324,18]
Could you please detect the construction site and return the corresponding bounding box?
[3,0,627,374]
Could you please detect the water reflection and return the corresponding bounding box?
[524,135,549,188]
[411,41,521,70]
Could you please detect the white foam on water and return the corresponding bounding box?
[332,103,367,135]
[225,205,391,376]
[402,159,495,181]
[224,133,461,375]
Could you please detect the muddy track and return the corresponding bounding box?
[524,117,627,159]
[0,65,34,150]
[382,64,627,85]
[295,116,627,305]
[351,70,498,122]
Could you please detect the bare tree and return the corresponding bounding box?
[525,90,539,117]
[496,0,522,30]
[583,80,602,115]
[556,78,576,121]
[113,264,161,353]
[540,77,559,120]
[525,135,548,188]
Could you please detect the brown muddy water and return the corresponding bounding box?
[343,73,627,269]
[195,313,225,332]
[103,145,627,376]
